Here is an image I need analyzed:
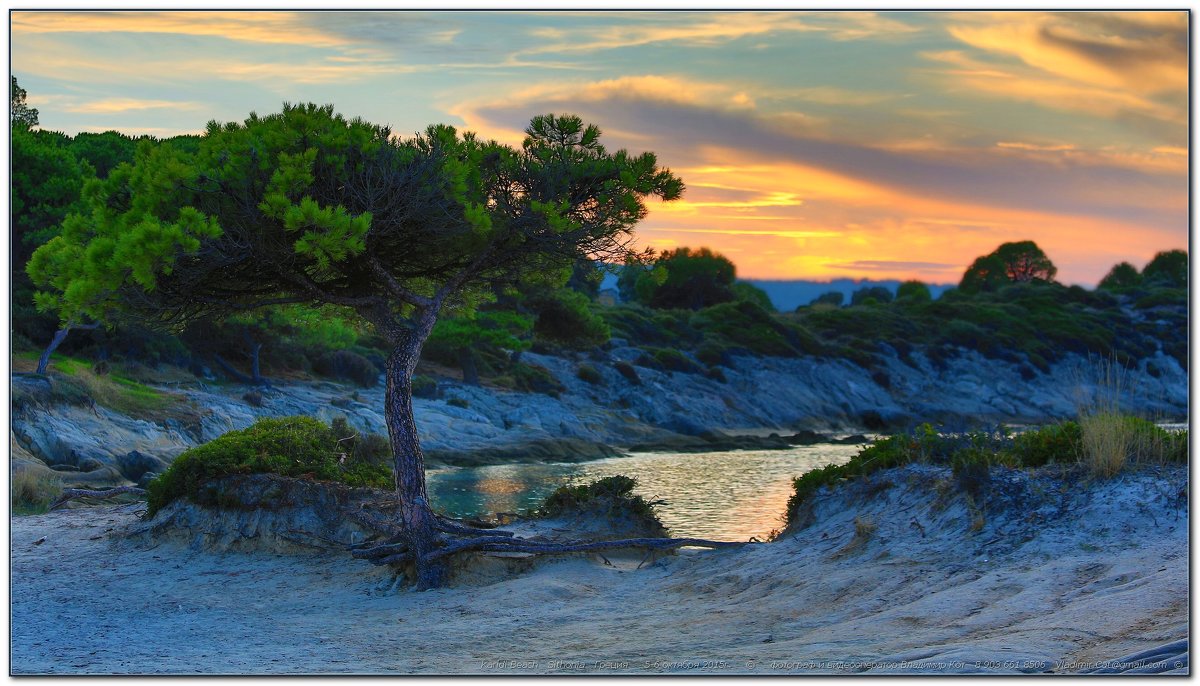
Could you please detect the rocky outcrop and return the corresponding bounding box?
[10,345,1187,489]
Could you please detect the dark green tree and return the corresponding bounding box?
[425,310,533,385]
[1142,249,1187,288]
[12,126,97,365]
[895,280,932,302]
[850,285,893,306]
[527,288,611,349]
[1097,262,1142,291]
[732,282,774,311]
[11,76,38,128]
[960,241,1055,293]
[809,291,844,308]
[27,104,734,587]
[640,246,737,309]
[68,130,140,178]
[994,241,1056,282]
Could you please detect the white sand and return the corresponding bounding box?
[10,465,1187,675]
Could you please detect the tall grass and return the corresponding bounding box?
[1072,356,1186,476]
[12,468,62,515]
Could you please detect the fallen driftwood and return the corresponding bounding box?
[50,486,146,511]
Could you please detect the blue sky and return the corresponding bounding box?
[11,10,1188,283]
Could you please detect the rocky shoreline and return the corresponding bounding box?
[10,344,1188,489]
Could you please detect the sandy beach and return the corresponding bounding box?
[10,464,1187,675]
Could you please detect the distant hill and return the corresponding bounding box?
[742,279,956,311]
[598,273,956,311]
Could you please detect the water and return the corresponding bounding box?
[426,445,862,542]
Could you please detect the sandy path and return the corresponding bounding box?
[10,465,1188,675]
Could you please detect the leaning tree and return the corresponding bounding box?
[28,103,743,587]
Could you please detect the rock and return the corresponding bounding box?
[49,464,79,472]
[78,458,105,472]
[117,451,170,482]
[242,390,264,407]
[138,471,162,488]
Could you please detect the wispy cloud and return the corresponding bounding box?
[946,11,1186,95]
[518,12,824,57]
[12,11,353,48]
[825,260,960,272]
[919,49,1184,125]
[64,97,203,114]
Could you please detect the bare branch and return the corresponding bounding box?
[50,486,146,511]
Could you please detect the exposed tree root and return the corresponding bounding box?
[348,520,748,573]
[50,486,146,511]
[421,535,746,563]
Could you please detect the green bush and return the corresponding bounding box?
[576,364,603,385]
[330,416,393,468]
[537,475,661,527]
[509,362,566,397]
[785,417,1186,524]
[613,360,641,385]
[411,375,439,399]
[1005,421,1081,467]
[695,338,733,367]
[637,346,703,374]
[314,349,380,387]
[145,416,392,516]
[447,396,470,409]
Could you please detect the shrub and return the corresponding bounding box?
[696,338,734,367]
[314,350,380,387]
[576,364,603,385]
[145,416,392,516]
[447,396,470,409]
[850,286,893,306]
[329,416,394,468]
[896,280,931,302]
[11,468,62,515]
[411,375,439,399]
[638,347,703,374]
[1005,421,1081,467]
[690,301,816,357]
[510,363,566,397]
[705,366,727,383]
[537,475,664,534]
[613,360,641,385]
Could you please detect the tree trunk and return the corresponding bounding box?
[458,347,480,386]
[382,323,445,589]
[35,327,71,375]
[249,343,264,385]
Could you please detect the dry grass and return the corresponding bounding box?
[12,469,62,515]
[831,515,877,559]
[1077,356,1134,478]
[1080,411,1133,478]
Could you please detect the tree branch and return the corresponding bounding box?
[50,486,146,511]
[368,257,433,309]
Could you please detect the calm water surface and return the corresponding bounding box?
[427,445,861,541]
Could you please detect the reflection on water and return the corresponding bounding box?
[427,445,861,541]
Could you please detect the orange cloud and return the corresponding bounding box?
[635,145,1183,283]
[11,11,355,48]
[947,12,1186,95]
[920,49,1184,124]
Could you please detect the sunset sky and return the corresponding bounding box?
[10,10,1189,285]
